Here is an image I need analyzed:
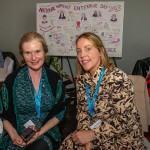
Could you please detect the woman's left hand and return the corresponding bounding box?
[26,130,40,145]
[72,130,94,145]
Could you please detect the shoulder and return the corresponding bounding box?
[107,66,128,80]
[76,74,88,90]
[44,66,61,79]
[106,66,132,87]
[44,66,62,86]
[44,66,65,97]
[4,66,23,87]
[76,74,86,83]
[2,66,25,99]
[105,66,130,84]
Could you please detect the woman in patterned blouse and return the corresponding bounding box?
[59,32,146,150]
[0,32,66,150]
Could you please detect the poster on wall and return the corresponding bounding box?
[37,1,124,57]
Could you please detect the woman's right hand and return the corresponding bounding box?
[85,142,93,150]
[72,130,96,145]
[12,134,26,148]
[3,120,26,148]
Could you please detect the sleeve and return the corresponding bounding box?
[0,84,9,114]
[92,72,141,143]
[42,78,66,125]
[54,79,66,121]
[0,83,16,128]
[76,77,91,131]
[0,71,19,128]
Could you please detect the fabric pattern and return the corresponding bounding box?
[60,66,145,150]
[0,65,65,150]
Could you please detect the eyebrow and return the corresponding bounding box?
[77,45,93,49]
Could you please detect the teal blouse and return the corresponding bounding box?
[0,65,66,150]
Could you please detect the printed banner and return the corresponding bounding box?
[37,2,124,57]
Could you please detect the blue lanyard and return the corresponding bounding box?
[33,77,42,119]
[86,67,105,117]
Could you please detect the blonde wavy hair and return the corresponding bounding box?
[76,32,113,76]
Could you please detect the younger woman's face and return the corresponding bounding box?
[76,37,101,76]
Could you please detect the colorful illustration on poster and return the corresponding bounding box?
[37,2,124,57]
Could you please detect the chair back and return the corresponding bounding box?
[128,75,150,132]
[0,57,14,82]
[4,57,14,76]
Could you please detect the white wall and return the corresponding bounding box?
[0,0,150,77]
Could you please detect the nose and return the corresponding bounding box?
[80,50,86,57]
[31,52,36,60]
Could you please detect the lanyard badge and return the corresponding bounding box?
[86,67,105,117]
[34,77,42,119]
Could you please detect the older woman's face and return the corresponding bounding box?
[76,37,101,76]
[22,39,45,72]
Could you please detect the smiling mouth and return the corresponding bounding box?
[30,62,39,65]
[82,60,89,64]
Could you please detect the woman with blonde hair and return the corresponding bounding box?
[60,32,145,150]
[0,32,66,150]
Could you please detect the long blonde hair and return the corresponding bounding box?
[76,32,112,75]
